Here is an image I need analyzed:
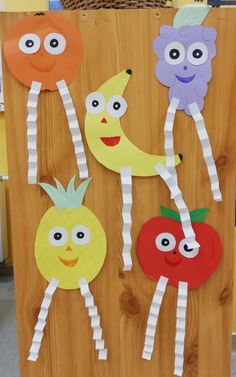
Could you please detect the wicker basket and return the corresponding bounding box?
[61,0,167,10]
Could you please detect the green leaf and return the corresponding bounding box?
[173,4,211,29]
[160,206,181,222]
[160,206,209,223]
[189,208,209,222]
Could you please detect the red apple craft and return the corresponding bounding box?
[137,206,222,376]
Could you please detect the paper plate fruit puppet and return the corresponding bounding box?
[137,206,222,376]
[153,4,222,202]
[28,177,107,362]
[4,12,88,184]
[85,69,199,271]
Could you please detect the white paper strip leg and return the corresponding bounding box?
[142,275,168,360]
[28,278,59,362]
[164,97,180,186]
[27,81,41,184]
[56,80,89,180]
[174,282,188,376]
[79,278,108,360]
[155,163,199,250]
[188,102,222,202]
[120,167,133,271]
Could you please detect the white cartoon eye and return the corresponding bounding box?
[48,227,68,246]
[106,96,127,118]
[44,33,66,55]
[164,41,185,65]
[179,239,200,258]
[19,33,41,54]
[155,232,176,252]
[187,42,208,66]
[86,92,105,114]
[72,225,90,245]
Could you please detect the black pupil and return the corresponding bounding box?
[161,238,170,246]
[26,40,34,48]
[77,232,85,239]
[184,244,193,252]
[92,100,99,107]
[113,102,121,110]
[50,39,59,48]
[54,232,62,241]
[193,49,203,59]
[170,48,180,60]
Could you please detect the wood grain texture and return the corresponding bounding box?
[1,8,236,377]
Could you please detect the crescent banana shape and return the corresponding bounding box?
[85,69,181,176]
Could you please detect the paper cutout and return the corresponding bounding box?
[142,275,168,360]
[173,4,211,29]
[155,163,199,250]
[153,5,222,201]
[28,278,59,361]
[188,102,222,201]
[28,177,107,361]
[174,282,188,377]
[27,81,41,184]
[85,69,182,270]
[4,12,88,183]
[79,278,108,360]
[57,80,89,179]
[4,12,82,91]
[137,205,222,376]
[120,167,132,271]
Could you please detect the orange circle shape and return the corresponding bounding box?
[4,12,83,91]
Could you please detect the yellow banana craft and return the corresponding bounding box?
[85,69,181,176]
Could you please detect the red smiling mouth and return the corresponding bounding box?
[29,58,56,72]
[100,136,121,146]
[165,255,182,266]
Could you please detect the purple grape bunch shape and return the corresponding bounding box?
[153,24,216,115]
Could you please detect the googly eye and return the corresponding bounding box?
[179,239,200,258]
[155,232,176,252]
[48,227,68,246]
[86,92,106,114]
[106,96,127,118]
[19,33,41,54]
[187,42,208,66]
[72,225,90,245]
[44,33,66,55]
[164,41,185,65]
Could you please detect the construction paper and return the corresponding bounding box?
[120,167,132,271]
[85,69,181,177]
[4,12,83,91]
[137,205,222,290]
[173,4,211,29]
[174,282,188,376]
[27,81,41,184]
[1,0,48,12]
[188,102,222,201]
[35,177,107,290]
[155,163,199,250]
[79,278,108,360]
[57,80,89,180]
[153,6,216,115]
[142,276,168,360]
[28,278,59,361]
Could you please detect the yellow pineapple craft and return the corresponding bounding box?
[28,177,107,362]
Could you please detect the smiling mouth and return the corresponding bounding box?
[100,136,121,146]
[59,257,79,267]
[29,59,56,73]
[175,74,196,84]
[165,255,182,267]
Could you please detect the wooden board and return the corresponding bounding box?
[1,8,236,377]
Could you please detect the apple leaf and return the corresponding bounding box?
[160,206,209,223]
